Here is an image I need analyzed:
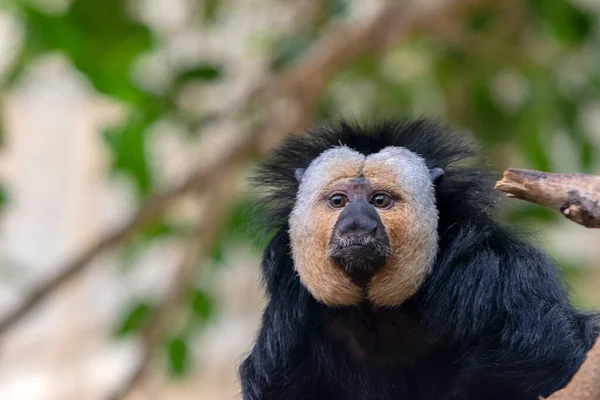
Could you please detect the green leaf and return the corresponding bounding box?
[226,199,271,250]
[529,0,593,46]
[202,0,221,23]
[350,54,380,76]
[118,220,184,271]
[139,220,180,241]
[190,289,214,322]
[20,0,152,103]
[115,301,153,336]
[270,34,315,72]
[175,64,224,85]
[103,116,153,195]
[210,240,226,264]
[0,184,8,210]
[166,336,189,377]
[323,0,348,19]
[467,8,495,32]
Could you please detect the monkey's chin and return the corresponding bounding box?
[329,244,388,286]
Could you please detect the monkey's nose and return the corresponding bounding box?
[330,199,389,285]
[336,215,379,237]
[335,199,381,237]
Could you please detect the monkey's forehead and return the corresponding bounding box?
[298,146,431,194]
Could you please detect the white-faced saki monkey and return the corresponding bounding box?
[239,119,599,400]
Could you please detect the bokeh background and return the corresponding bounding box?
[1,0,600,399]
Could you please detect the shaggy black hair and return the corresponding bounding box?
[240,119,598,400]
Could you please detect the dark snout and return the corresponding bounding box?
[329,199,390,286]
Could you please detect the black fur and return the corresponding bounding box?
[240,119,599,400]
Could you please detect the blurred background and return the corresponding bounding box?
[1,0,600,399]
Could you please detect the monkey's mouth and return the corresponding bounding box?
[329,235,390,285]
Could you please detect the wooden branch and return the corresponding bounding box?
[106,167,238,400]
[495,168,600,228]
[495,167,600,399]
[544,335,600,400]
[0,0,495,339]
[0,133,255,338]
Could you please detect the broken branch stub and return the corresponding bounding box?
[495,168,600,399]
[542,335,600,400]
[495,168,600,228]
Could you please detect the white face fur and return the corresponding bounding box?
[288,146,439,307]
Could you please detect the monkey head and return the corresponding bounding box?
[289,146,442,308]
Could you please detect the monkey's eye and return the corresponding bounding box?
[371,193,393,209]
[328,194,349,209]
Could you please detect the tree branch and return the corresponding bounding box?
[0,133,256,337]
[495,168,600,228]
[106,167,239,400]
[494,168,600,399]
[544,335,600,400]
[0,0,495,338]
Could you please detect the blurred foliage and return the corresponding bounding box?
[115,300,154,336]
[190,288,214,322]
[174,64,224,84]
[560,261,589,309]
[118,219,187,271]
[318,0,599,227]
[530,0,593,45]
[166,336,190,377]
[0,184,7,211]
[1,0,599,378]
[269,0,348,71]
[202,0,222,24]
